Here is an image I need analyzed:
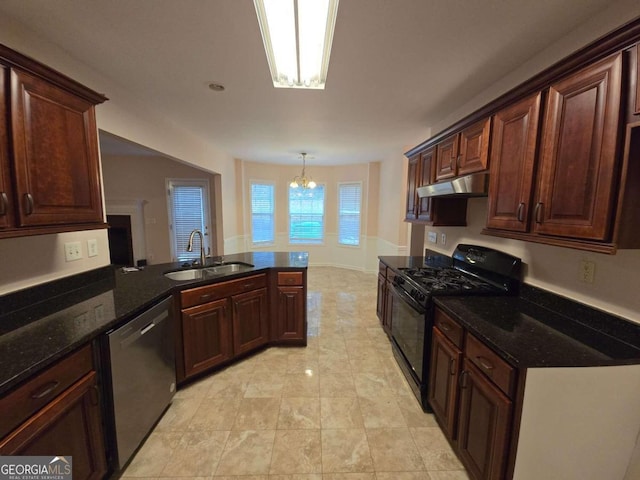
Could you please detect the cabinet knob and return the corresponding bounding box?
[517,202,525,223]
[0,192,7,215]
[534,202,543,223]
[24,193,34,215]
[456,155,462,168]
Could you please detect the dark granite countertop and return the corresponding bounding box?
[0,251,308,396]
[379,256,640,369]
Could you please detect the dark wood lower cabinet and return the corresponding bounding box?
[0,372,107,480]
[457,359,512,480]
[182,298,232,377]
[232,288,269,355]
[428,327,461,439]
[276,286,306,341]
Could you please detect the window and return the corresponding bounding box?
[167,179,211,262]
[289,185,325,244]
[251,182,275,245]
[338,183,362,246]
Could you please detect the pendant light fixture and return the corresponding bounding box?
[290,153,316,189]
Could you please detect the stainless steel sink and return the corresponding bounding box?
[164,262,254,281]
[164,269,205,281]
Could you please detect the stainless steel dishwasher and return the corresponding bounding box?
[105,296,175,470]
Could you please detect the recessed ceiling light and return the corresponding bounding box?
[208,83,225,92]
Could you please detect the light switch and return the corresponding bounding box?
[87,239,98,257]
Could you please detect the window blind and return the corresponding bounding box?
[338,183,361,246]
[171,185,206,261]
[251,183,275,244]
[289,185,325,244]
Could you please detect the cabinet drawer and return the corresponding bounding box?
[0,344,93,439]
[181,274,267,308]
[434,308,464,348]
[278,271,303,286]
[465,334,515,397]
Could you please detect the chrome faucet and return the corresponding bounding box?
[187,229,206,266]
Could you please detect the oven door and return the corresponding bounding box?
[389,283,426,383]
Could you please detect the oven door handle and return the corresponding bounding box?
[390,283,426,314]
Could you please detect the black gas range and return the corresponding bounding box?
[389,244,521,411]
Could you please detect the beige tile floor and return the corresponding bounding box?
[120,266,470,480]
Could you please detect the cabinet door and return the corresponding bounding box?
[10,68,103,227]
[383,279,394,334]
[0,65,11,229]
[276,286,306,341]
[0,372,107,480]
[428,327,461,439]
[182,298,232,378]
[417,148,435,221]
[636,45,640,115]
[458,118,491,176]
[232,288,269,355]
[405,154,419,220]
[457,360,512,480]
[534,53,622,240]
[376,273,386,322]
[435,134,459,180]
[487,93,542,232]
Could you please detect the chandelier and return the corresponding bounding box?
[290,152,316,189]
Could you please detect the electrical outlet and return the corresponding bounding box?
[580,260,595,284]
[64,241,82,262]
[441,233,447,245]
[87,239,98,257]
[427,232,437,243]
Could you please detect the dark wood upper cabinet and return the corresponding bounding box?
[404,154,420,220]
[0,66,11,230]
[11,68,103,227]
[417,147,434,221]
[486,93,542,232]
[534,53,622,240]
[435,133,459,180]
[0,44,107,238]
[458,117,491,176]
[435,119,491,181]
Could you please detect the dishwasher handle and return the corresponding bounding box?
[118,309,170,349]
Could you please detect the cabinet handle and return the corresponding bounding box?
[24,193,34,215]
[517,202,525,223]
[243,283,255,289]
[534,202,543,223]
[456,154,462,168]
[200,294,212,301]
[476,356,494,371]
[459,370,469,389]
[30,380,60,399]
[439,322,451,332]
[449,358,457,376]
[0,192,7,215]
[449,157,454,171]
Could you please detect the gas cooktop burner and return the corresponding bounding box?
[399,266,498,295]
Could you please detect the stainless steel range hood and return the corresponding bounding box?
[416,172,489,198]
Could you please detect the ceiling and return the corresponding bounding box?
[0,0,623,165]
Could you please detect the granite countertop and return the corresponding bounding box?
[378,256,640,369]
[0,251,309,396]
